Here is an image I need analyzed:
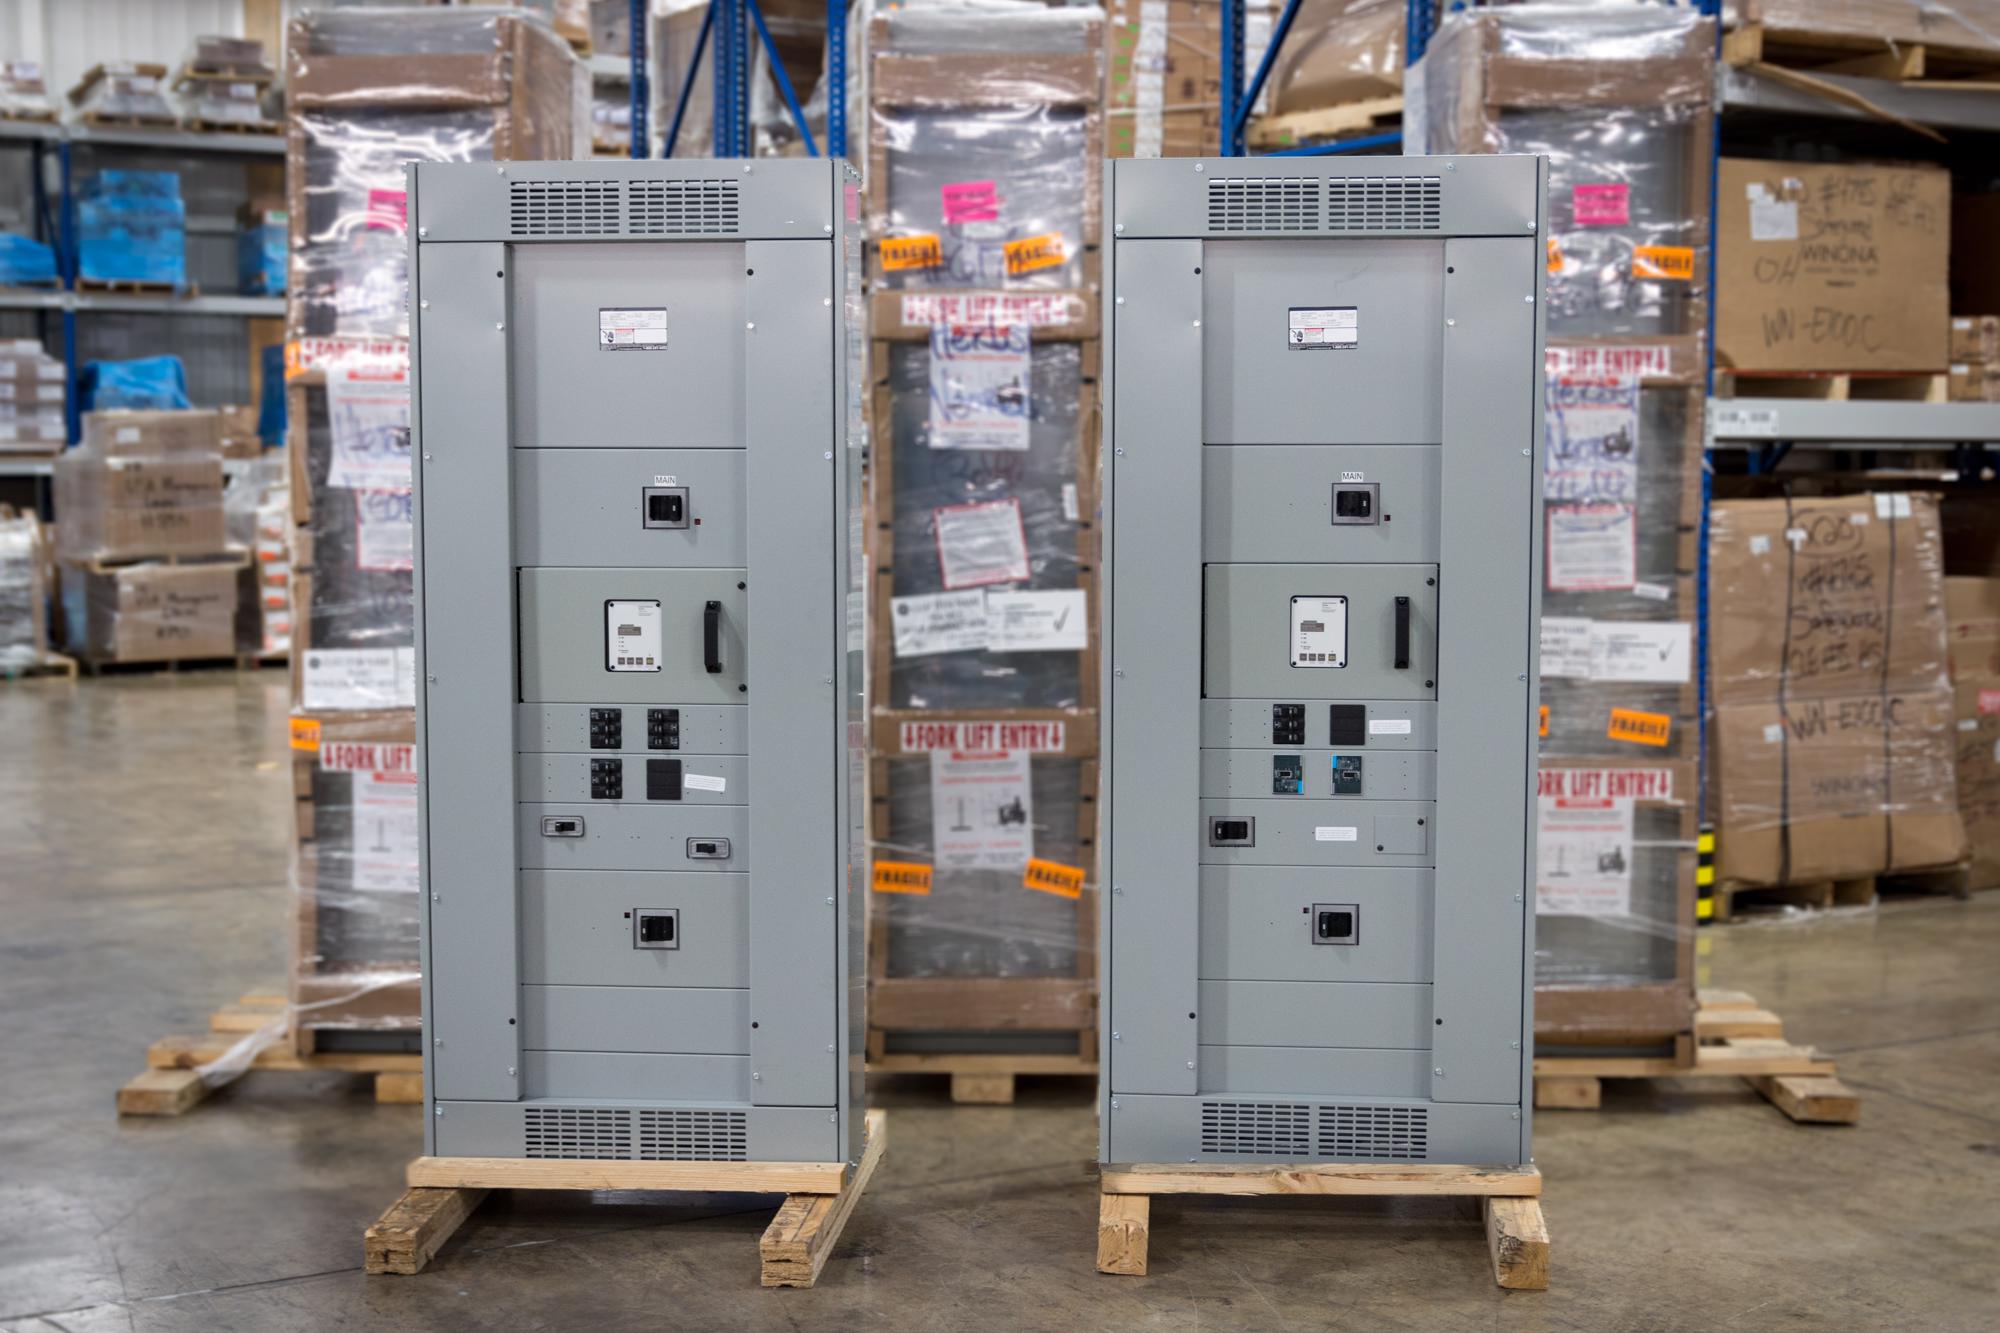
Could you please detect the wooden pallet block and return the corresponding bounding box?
[1096,1162,1547,1289]
[366,1109,888,1288]
[867,1047,1098,1104]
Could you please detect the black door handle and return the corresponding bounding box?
[703,600,723,673]
[1393,596,1410,670]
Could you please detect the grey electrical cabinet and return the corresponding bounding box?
[1100,156,1546,1166]
[409,159,867,1165]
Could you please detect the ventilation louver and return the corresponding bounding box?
[1206,177,1321,232]
[636,1108,750,1161]
[1325,176,1442,232]
[629,179,740,235]
[505,178,742,238]
[1316,1104,1429,1160]
[1204,175,1443,233]
[1200,1101,1312,1156]
[1197,1100,1433,1160]
[523,1106,751,1160]
[509,179,622,237]
[524,1106,633,1159]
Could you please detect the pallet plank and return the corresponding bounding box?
[1485,1196,1550,1291]
[759,1109,888,1288]
[949,1072,1015,1104]
[116,1068,210,1117]
[147,1034,421,1074]
[1100,1162,1542,1198]
[1695,1007,1784,1040]
[374,1071,425,1104]
[1747,1074,1861,1125]
[1096,1193,1150,1276]
[1534,1076,1601,1110]
[406,1155,848,1194]
[868,1050,1096,1077]
[363,1187,489,1275]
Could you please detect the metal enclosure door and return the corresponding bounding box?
[1102,157,1544,1168]
[411,161,861,1166]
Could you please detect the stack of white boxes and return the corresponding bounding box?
[0,341,66,455]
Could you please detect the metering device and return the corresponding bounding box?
[409,159,866,1164]
[1100,156,1546,1166]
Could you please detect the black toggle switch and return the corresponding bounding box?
[1317,910,1353,939]
[639,914,675,944]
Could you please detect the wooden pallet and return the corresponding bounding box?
[365,1109,886,1288]
[74,277,196,298]
[1725,21,2000,82]
[1249,94,1403,151]
[2,650,79,681]
[0,109,59,124]
[78,113,182,131]
[116,989,422,1115]
[1709,874,1879,923]
[1716,370,1948,403]
[183,118,281,136]
[1097,1161,1548,1289]
[1533,989,1860,1124]
[867,1045,1096,1104]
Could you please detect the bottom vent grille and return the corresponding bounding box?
[1201,1101,1312,1156]
[524,1107,633,1159]
[637,1108,749,1161]
[523,1107,750,1160]
[1317,1104,1429,1160]
[1197,1100,1432,1161]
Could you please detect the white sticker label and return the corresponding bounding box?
[986,588,1088,652]
[1539,616,1595,680]
[1367,718,1413,736]
[934,499,1030,589]
[325,366,412,490]
[1536,795,1633,917]
[1749,534,1771,556]
[653,474,677,486]
[301,646,417,711]
[1289,306,1358,349]
[353,489,413,572]
[1632,581,1674,602]
[1061,482,1080,522]
[1290,595,1348,667]
[890,589,990,658]
[684,772,727,793]
[1547,504,1636,591]
[1957,718,1978,732]
[1873,492,1912,519]
[1314,825,1359,842]
[930,748,1034,871]
[1715,406,1780,438]
[1763,723,1785,743]
[600,306,668,349]
[1589,621,1692,684]
[605,599,662,672]
[1749,197,1799,242]
[927,323,1031,451]
[351,769,421,896]
[1340,470,1365,483]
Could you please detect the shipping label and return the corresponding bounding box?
[1536,795,1634,917]
[1547,503,1637,591]
[927,323,1031,451]
[934,498,1031,589]
[930,749,1034,872]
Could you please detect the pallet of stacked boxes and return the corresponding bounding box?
[281,5,584,1054]
[0,505,68,679]
[1709,494,1968,918]
[1104,0,1222,158]
[53,410,243,670]
[864,3,1103,1102]
[1947,575,2000,891]
[1418,0,1711,1058]
[0,341,66,456]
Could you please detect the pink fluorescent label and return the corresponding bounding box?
[1573,183,1629,227]
[364,188,408,233]
[941,180,1001,224]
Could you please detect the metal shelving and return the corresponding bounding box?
[0,458,56,479]
[0,289,282,316]
[1711,399,2000,447]
[1719,64,2000,136]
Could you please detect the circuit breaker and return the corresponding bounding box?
[409,160,866,1165]
[1100,156,1545,1166]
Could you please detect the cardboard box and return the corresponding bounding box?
[1268,0,1402,115]
[54,453,227,564]
[1953,193,2000,315]
[1709,493,1966,884]
[1733,1,2000,54]
[82,408,223,458]
[1952,679,2000,890]
[60,560,238,663]
[1949,362,2000,403]
[1950,315,2000,363]
[1947,576,2000,683]
[1717,159,1951,373]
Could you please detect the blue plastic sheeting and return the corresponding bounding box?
[81,355,191,411]
[237,216,287,296]
[257,343,287,443]
[77,170,187,291]
[0,232,58,287]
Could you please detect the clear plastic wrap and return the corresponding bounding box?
[81,355,190,412]
[1105,0,1221,158]
[56,409,226,566]
[59,560,240,664]
[0,340,66,453]
[591,75,632,154]
[1269,0,1402,114]
[236,207,287,296]
[0,233,59,288]
[0,506,50,675]
[179,77,275,130]
[1709,493,1967,887]
[869,3,1102,291]
[1947,577,2000,889]
[76,170,188,292]
[0,61,57,121]
[67,62,176,125]
[1729,0,2000,52]
[1418,2,1712,344]
[225,454,290,654]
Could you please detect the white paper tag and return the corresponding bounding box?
[325,366,412,490]
[1749,197,1799,242]
[1061,482,1080,522]
[1547,504,1636,591]
[986,588,1087,652]
[934,499,1030,589]
[1314,826,1359,842]
[353,489,413,572]
[1714,406,1779,438]
[1589,621,1692,684]
[1632,581,1673,602]
[931,749,1033,871]
[351,769,421,895]
[683,772,726,793]
[890,589,990,657]
[302,646,417,711]
[1536,795,1633,917]
[599,306,668,349]
[1958,718,1978,732]
[927,323,1031,451]
[1288,306,1358,349]
[1763,723,1785,743]
[116,426,141,444]
[1749,534,1771,556]
[1545,375,1640,507]
[1539,616,1594,680]
[1367,718,1413,736]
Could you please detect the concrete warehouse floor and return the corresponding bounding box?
[3,672,1999,1332]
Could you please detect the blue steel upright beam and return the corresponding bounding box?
[747,0,818,156]
[826,0,847,159]
[1230,0,1302,154]
[1696,0,1724,823]
[58,138,78,447]
[629,0,649,157]
[1221,0,1245,155]
[665,1,714,157]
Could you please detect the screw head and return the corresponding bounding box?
[824,451,833,460]
[495,165,505,175]
[746,321,755,330]
[1446,318,1457,327]
[1194,162,1204,172]
[1524,294,1535,304]
[434,1106,443,1116]
[752,1072,761,1081]
[419,299,430,310]
[417,226,428,238]
[1434,1067,1445,1077]
[1115,222,1125,233]
[495,322,504,331]
[507,1066,516,1077]
[1192,319,1201,328]
[1115,296,1125,305]
[1186,1060,1195,1069]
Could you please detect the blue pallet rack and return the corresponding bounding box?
[644,0,848,159]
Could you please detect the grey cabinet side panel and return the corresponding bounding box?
[417,240,521,1104]
[1431,235,1538,1107]
[744,239,838,1108]
[1107,239,1204,1097]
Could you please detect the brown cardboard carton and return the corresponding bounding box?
[82,408,223,457]
[61,561,237,662]
[54,454,227,563]
[1949,362,2000,403]
[1734,1,2000,54]
[1709,493,1966,884]
[1716,159,1950,373]
[1950,315,2000,363]
[1954,194,2000,315]
[1952,680,2000,890]
[1947,576,2000,683]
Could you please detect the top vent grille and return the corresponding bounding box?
[1204,175,1443,233]
[630,179,740,234]
[509,179,622,237]
[1207,177,1320,232]
[505,178,742,237]
[1326,176,1441,231]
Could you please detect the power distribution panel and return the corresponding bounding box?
[410,160,866,1166]
[1102,156,1544,1169]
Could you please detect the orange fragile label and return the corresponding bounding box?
[1538,704,1549,738]
[871,860,933,895]
[1632,245,1695,281]
[1607,708,1672,747]
[1546,237,1563,274]
[1023,857,1087,899]
[880,234,942,271]
[289,717,322,752]
[1003,232,1067,276]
